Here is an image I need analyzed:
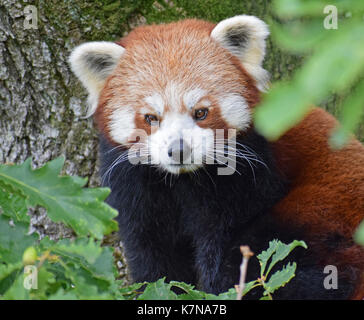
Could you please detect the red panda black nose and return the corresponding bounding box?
[168,139,191,163]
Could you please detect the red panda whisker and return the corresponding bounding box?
[214,138,261,157]
[212,150,257,183]
[215,140,261,160]
[204,154,242,176]
[106,144,125,154]
[213,149,261,165]
[101,153,126,186]
[234,143,265,161]
[102,149,153,186]
[215,144,268,169]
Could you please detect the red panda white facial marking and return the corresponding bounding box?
[69,16,269,174]
[183,88,208,110]
[144,93,164,116]
[108,106,135,147]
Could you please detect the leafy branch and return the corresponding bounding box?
[236,240,307,300]
[0,157,118,239]
[254,0,364,146]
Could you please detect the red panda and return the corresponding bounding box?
[69,16,364,299]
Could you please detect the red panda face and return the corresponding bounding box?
[69,16,269,174]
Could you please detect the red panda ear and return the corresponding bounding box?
[211,15,270,92]
[68,41,125,117]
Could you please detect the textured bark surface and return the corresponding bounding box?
[0,0,362,282]
[0,0,134,280]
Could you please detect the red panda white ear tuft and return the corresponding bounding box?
[68,41,125,117]
[211,15,270,92]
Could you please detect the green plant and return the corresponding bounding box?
[0,157,120,299]
[240,240,307,300]
[253,0,364,246]
[0,158,305,299]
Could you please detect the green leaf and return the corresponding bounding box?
[354,221,364,246]
[0,186,29,223]
[270,19,326,54]
[0,263,23,295]
[62,269,113,299]
[266,240,307,276]
[257,239,279,277]
[255,20,364,140]
[29,267,56,300]
[254,83,310,140]
[330,78,364,148]
[51,238,116,282]
[204,289,236,300]
[273,0,326,18]
[296,22,364,99]
[212,288,237,300]
[177,291,206,300]
[170,281,206,300]
[53,238,103,265]
[31,236,119,300]
[119,282,145,299]
[0,263,23,282]
[170,281,238,300]
[0,157,118,239]
[48,288,78,300]
[39,237,117,298]
[241,280,258,298]
[138,278,177,300]
[263,262,297,295]
[0,215,38,264]
[2,271,32,300]
[274,0,364,18]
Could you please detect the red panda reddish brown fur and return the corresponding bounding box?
[272,108,364,299]
[273,108,364,235]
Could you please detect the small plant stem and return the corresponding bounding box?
[236,245,254,300]
[36,250,50,269]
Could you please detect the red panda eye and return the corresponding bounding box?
[194,108,208,121]
[145,114,159,125]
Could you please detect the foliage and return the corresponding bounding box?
[252,0,364,246]
[0,158,120,299]
[241,239,307,300]
[0,157,118,239]
[254,0,364,145]
[354,221,364,246]
[0,158,304,299]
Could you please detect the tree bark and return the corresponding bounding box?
[1,0,362,283]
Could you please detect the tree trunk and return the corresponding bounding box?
[1,0,362,283]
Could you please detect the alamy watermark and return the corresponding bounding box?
[23,265,38,290]
[324,5,338,30]
[24,5,38,30]
[323,265,338,290]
